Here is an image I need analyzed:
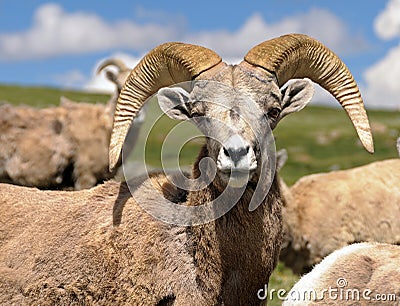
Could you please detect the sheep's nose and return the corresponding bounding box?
[223,146,250,165]
[217,134,257,173]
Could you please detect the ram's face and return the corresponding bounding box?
[158,66,315,188]
[190,82,267,187]
[109,36,374,178]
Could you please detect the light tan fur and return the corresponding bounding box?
[0,64,305,305]
[280,159,400,274]
[0,58,144,190]
[0,100,113,189]
[283,242,400,305]
[0,36,370,304]
[0,154,283,305]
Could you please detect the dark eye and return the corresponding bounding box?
[267,108,281,120]
[191,110,203,118]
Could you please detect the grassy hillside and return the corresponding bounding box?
[275,105,400,184]
[0,84,109,107]
[1,83,399,305]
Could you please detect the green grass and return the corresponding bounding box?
[137,98,203,168]
[0,83,109,107]
[1,83,399,305]
[275,106,400,185]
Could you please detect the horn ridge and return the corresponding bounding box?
[109,42,222,170]
[97,58,130,75]
[244,33,374,154]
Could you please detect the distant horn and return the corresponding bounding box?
[109,43,222,170]
[244,34,374,153]
[97,58,130,75]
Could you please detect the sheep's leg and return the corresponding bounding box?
[74,173,97,190]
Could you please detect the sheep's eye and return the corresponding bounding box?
[267,108,281,120]
[191,111,202,118]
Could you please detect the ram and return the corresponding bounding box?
[96,57,147,169]
[283,242,400,305]
[0,34,373,305]
[279,143,400,274]
[96,57,133,116]
[0,58,145,190]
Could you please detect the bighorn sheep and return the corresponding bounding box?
[0,100,113,190]
[0,58,145,190]
[279,150,400,274]
[96,58,133,115]
[283,242,400,305]
[96,58,147,164]
[0,34,373,305]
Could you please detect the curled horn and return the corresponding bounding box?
[109,43,222,170]
[97,58,130,75]
[243,34,374,154]
[97,58,131,86]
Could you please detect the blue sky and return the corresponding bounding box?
[0,1,400,109]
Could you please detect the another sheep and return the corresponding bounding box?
[0,58,145,190]
[0,96,116,190]
[0,103,72,187]
[0,34,373,305]
[280,156,400,274]
[283,242,400,305]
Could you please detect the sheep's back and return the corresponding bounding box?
[282,159,400,273]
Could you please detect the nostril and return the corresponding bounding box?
[224,147,249,164]
[223,147,229,157]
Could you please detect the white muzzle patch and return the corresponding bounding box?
[217,134,257,187]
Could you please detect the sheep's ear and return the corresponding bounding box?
[158,87,191,121]
[397,137,400,157]
[60,96,74,106]
[279,78,314,118]
[276,149,288,172]
[105,70,117,83]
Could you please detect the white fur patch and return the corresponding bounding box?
[283,243,374,305]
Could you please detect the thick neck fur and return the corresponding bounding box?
[186,144,283,304]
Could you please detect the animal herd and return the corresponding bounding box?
[0,33,399,305]
[0,58,146,190]
[278,149,400,274]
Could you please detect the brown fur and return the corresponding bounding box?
[0,100,115,190]
[0,58,145,190]
[280,159,400,274]
[0,144,283,305]
[0,62,333,304]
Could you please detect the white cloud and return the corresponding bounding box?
[54,53,141,93]
[188,9,367,58]
[360,0,400,110]
[363,44,400,110]
[4,3,379,107]
[0,4,366,61]
[374,0,400,40]
[79,7,365,103]
[0,3,179,60]
[83,54,242,94]
[84,52,141,93]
